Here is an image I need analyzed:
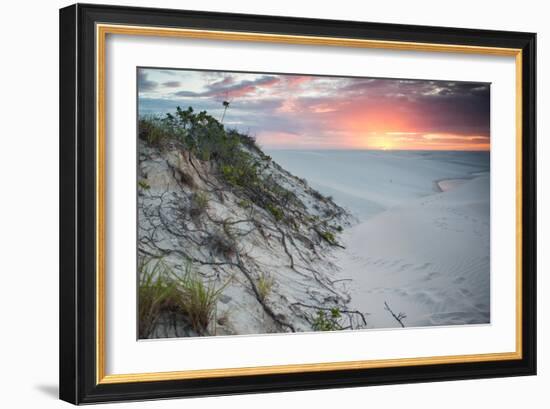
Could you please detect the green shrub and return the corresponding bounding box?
[219,159,259,188]
[237,199,252,209]
[198,146,211,161]
[138,117,174,146]
[235,131,261,153]
[220,164,241,186]
[266,203,284,222]
[319,230,337,245]
[312,308,343,331]
[138,179,150,190]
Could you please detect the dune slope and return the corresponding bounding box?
[334,174,490,328]
[269,150,490,329]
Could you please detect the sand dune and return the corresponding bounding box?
[334,174,490,328]
[269,150,490,329]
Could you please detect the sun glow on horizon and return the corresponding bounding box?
[257,130,490,151]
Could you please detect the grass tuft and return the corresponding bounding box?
[138,259,179,338]
[189,191,209,218]
[170,264,231,334]
[257,272,275,301]
[139,257,231,337]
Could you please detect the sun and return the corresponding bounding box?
[378,138,394,151]
[363,132,396,150]
[380,139,393,150]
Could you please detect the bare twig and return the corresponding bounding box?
[384,301,407,328]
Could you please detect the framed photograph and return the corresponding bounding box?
[59,3,536,404]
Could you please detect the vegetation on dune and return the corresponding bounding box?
[138,105,353,337]
[189,191,209,218]
[256,272,275,302]
[140,107,261,186]
[138,257,230,337]
[138,259,180,338]
[138,116,173,146]
[266,202,284,222]
[139,106,309,227]
[311,308,344,331]
[319,230,339,246]
[237,199,252,209]
[138,179,150,190]
[171,263,232,334]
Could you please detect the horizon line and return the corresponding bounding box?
[262,147,490,152]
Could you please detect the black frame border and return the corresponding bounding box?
[59,3,536,404]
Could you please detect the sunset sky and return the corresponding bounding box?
[138,68,490,151]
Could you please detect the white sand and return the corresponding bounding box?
[268,150,490,328]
